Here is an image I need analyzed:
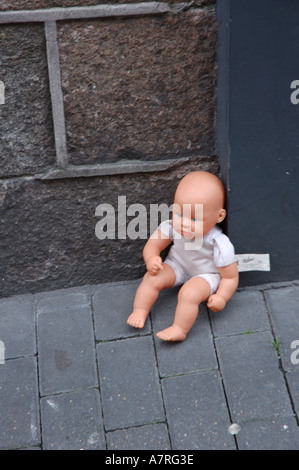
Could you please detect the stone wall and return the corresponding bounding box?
[0,1,218,298]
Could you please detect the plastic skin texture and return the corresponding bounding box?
[127,171,239,342]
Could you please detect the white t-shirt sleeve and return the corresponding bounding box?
[157,219,174,240]
[213,233,236,268]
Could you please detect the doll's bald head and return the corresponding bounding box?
[175,171,225,209]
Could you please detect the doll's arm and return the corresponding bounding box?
[207,262,239,312]
[143,229,172,275]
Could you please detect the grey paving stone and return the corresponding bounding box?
[236,416,299,450]
[40,389,105,450]
[106,423,171,450]
[0,296,36,359]
[152,288,217,377]
[1,278,299,450]
[93,280,151,341]
[36,289,90,313]
[162,371,236,450]
[264,286,299,371]
[21,447,41,450]
[286,371,299,419]
[216,331,294,422]
[37,306,97,395]
[209,290,270,337]
[97,336,165,430]
[0,357,40,450]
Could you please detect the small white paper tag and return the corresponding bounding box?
[235,253,270,272]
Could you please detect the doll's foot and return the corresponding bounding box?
[127,309,148,329]
[156,325,187,342]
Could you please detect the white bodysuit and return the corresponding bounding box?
[158,220,236,294]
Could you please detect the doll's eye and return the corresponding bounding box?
[192,218,198,222]
[177,213,182,218]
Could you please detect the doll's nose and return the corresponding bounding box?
[182,218,190,228]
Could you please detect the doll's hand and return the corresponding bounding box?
[207,294,226,312]
[146,256,163,275]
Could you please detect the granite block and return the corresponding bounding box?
[97,336,165,430]
[216,331,294,422]
[162,371,236,450]
[152,287,217,377]
[0,23,55,177]
[40,389,105,450]
[264,286,299,371]
[0,357,40,449]
[37,305,97,395]
[0,161,218,298]
[106,423,171,450]
[57,10,217,165]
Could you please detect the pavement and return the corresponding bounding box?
[0,277,299,450]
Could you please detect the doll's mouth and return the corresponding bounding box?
[181,230,194,239]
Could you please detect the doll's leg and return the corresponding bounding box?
[127,264,176,329]
[156,277,210,341]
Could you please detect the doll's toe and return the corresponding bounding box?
[156,325,187,342]
[127,310,147,329]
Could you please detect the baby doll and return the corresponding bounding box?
[127,171,239,342]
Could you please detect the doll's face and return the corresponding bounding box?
[172,172,226,239]
[172,201,204,239]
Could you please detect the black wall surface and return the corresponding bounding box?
[217,0,299,285]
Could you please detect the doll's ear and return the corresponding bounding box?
[217,209,226,223]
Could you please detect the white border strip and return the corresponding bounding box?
[45,21,69,169]
[38,157,192,179]
[0,2,189,23]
